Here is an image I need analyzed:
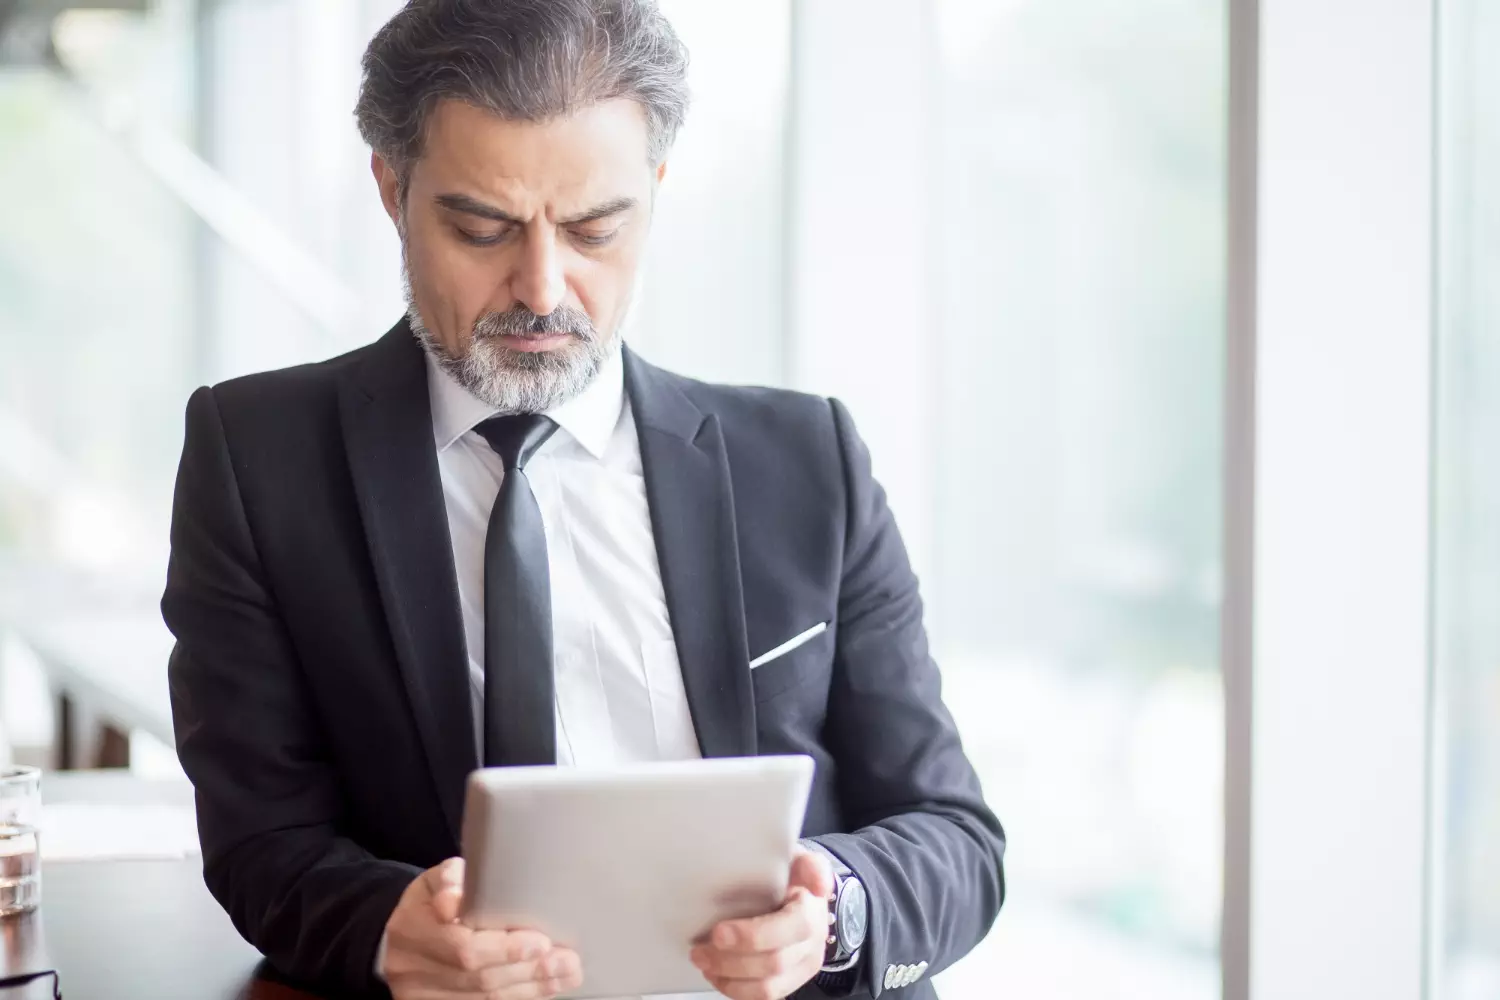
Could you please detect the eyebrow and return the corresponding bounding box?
[434,193,637,226]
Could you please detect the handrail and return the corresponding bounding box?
[4,2,369,342]
[0,76,371,533]
[76,83,371,342]
[0,4,375,593]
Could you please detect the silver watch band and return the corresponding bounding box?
[820,946,863,973]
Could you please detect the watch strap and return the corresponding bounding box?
[801,839,853,880]
[812,964,862,996]
[800,840,864,976]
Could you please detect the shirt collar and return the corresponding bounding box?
[426,342,625,460]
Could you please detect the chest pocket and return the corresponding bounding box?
[749,624,834,704]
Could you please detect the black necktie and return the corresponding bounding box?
[474,414,559,768]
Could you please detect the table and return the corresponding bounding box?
[39,771,199,863]
[0,860,324,1000]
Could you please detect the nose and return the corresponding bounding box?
[511,227,567,317]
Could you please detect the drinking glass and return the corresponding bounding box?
[0,766,41,917]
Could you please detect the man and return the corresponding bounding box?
[163,1,1004,998]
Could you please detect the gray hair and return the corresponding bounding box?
[355,0,690,187]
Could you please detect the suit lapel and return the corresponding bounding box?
[625,349,756,759]
[339,321,473,841]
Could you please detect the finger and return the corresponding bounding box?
[706,977,802,1000]
[480,959,585,1000]
[501,947,582,993]
[691,940,814,980]
[383,944,481,991]
[385,950,518,993]
[431,881,465,924]
[392,921,552,971]
[389,918,470,968]
[709,888,825,953]
[500,975,585,1000]
[452,930,563,973]
[466,947,579,995]
[395,981,579,1000]
[789,849,835,900]
[384,939,562,992]
[703,940,824,1000]
[419,857,465,897]
[415,858,465,925]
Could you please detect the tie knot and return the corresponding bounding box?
[474,414,558,471]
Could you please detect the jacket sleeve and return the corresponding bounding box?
[162,385,420,996]
[803,398,1007,997]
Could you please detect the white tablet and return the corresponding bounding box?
[458,755,816,999]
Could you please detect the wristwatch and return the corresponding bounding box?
[802,841,868,982]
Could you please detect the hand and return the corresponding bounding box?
[382,858,584,1000]
[691,847,836,1000]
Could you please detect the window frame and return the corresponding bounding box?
[791,1,1446,998]
[1224,2,1437,999]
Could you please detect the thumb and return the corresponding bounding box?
[425,858,466,922]
[421,857,465,894]
[791,849,836,900]
[432,881,464,924]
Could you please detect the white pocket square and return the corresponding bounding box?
[749,622,828,670]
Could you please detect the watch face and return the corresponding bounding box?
[837,877,869,952]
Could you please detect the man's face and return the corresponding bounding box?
[375,98,663,412]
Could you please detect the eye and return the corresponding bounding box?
[456,226,512,247]
[570,228,618,248]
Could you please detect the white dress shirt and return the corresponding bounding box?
[429,344,703,768]
[422,344,715,1000]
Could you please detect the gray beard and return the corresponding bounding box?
[400,237,611,414]
[407,304,608,415]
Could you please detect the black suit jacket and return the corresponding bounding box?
[163,321,1005,999]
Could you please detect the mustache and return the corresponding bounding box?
[473,306,597,342]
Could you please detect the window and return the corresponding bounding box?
[0,1,792,766]
[930,2,1225,996]
[1435,2,1500,996]
[0,0,794,600]
[0,3,201,593]
[636,1,791,387]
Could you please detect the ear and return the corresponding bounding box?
[372,152,402,225]
[656,159,668,185]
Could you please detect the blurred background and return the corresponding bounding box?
[0,1,1493,998]
[1435,1,1500,996]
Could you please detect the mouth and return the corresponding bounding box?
[494,332,575,353]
